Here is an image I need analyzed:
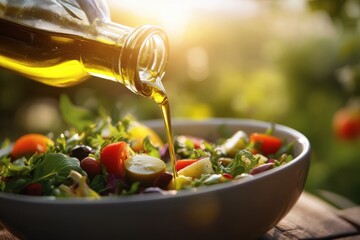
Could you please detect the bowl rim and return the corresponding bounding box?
[0,118,310,205]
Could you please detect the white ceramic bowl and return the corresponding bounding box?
[0,118,310,240]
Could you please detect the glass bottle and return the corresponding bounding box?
[0,0,169,98]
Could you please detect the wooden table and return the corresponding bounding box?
[1,192,359,240]
[263,192,360,239]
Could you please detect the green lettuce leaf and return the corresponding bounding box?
[33,153,83,184]
[59,94,94,131]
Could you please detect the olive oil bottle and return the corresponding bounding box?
[0,0,168,98]
[0,0,178,180]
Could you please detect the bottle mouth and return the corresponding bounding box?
[121,25,169,97]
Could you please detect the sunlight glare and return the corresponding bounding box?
[186,47,209,82]
[107,0,192,39]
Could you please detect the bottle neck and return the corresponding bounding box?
[83,20,169,97]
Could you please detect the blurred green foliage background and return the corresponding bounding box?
[0,0,359,205]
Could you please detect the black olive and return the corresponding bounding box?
[70,145,93,161]
[153,172,173,190]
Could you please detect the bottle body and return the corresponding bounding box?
[0,17,99,87]
[0,0,169,97]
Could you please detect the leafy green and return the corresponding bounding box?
[0,157,32,178]
[220,149,260,177]
[59,94,94,131]
[143,136,160,158]
[174,136,213,159]
[1,155,40,192]
[272,141,294,159]
[89,174,107,193]
[33,153,84,185]
[3,178,32,193]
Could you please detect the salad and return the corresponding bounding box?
[0,97,294,199]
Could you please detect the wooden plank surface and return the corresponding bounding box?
[263,192,360,239]
[1,192,359,240]
[337,206,360,228]
[0,225,18,240]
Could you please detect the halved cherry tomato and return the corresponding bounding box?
[100,142,129,178]
[11,133,53,160]
[250,133,282,156]
[175,159,198,171]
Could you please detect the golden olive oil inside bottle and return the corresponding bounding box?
[0,18,123,87]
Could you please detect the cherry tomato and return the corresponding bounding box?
[100,141,129,178]
[175,159,198,171]
[80,157,102,179]
[11,133,53,160]
[333,107,360,140]
[250,133,282,156]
